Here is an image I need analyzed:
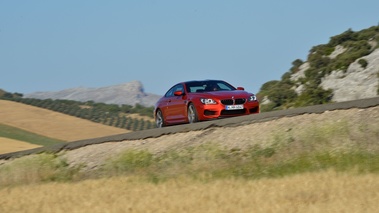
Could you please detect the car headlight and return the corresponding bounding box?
[200,98,217,104]
[248,95,257,102]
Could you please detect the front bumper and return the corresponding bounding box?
[196,101,260,120]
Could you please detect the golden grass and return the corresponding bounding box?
[0,137,41,154]
[0,170,378,213]
[0,100,129,142]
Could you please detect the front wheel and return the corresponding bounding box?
[155,110,165,128]
[187,103,199,124]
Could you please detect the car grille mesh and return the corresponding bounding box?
[221,109,246,115]
[221,98,246,105]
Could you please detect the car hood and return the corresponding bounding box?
[194,90,251,99]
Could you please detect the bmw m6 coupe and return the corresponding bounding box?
[154,80,260,128]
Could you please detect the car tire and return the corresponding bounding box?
[155,109,165,128]
[187,103,199,124]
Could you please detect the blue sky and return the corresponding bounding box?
[1,1,378,96]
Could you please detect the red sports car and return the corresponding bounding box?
[154,80,260,127]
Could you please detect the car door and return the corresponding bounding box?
[165,84,187,124]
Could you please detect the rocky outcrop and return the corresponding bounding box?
[25,81,161,107]
[320,49,379,102]
[288,48,379,103]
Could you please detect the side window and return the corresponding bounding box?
[174,84,184,93]
[165,84,184,97]
[218,83,230,91]
[218,82,235,91]
[165,87,174,97]
[187,82,206,93]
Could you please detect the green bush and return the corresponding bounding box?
[290,59,304,73]
[358,58,368,69]
[356,26,379,40]
[329,28,355,46]
[294,83,333,107]
[258,80,297,111]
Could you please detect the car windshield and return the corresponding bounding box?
[185,80,236,93]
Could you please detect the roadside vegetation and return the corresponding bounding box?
[100,145,379,183]
[0,91,155,131]
[1,146,378,190]
[258,25,379,112]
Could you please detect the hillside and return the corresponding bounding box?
[259,25,379,111]
[0,100,129,143]
[24,80,161,107]
[0,92,156,131]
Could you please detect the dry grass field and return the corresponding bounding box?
[0,137,41,154]
[0,100,129,153]
[0,170,378,213]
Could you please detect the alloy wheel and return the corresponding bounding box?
[156,110,164,128]
[188,104,196,123]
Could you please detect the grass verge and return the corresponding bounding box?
[99,144,379,183]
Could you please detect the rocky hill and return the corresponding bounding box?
[320,48,379,102]
[24,81,161,107]
[291,48,379,103]
[259,25,379,111]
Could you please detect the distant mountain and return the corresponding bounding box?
[25,81,161,107]
[258,25,379,111]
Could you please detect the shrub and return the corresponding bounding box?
[295,84,333,107]
[358,58,368,69]
[329,28,355,46]
[290,59,304,73]
[258,80,298,111]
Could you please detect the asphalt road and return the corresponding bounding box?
[1,96,379,160]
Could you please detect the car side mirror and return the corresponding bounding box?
[237,87,245,90]
[174,91,184,96]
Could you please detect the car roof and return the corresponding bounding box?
[181,79,224,84]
